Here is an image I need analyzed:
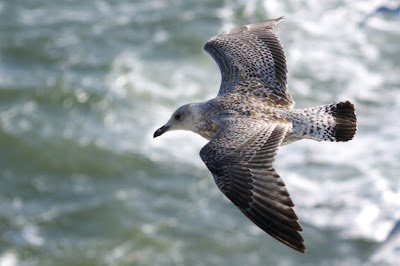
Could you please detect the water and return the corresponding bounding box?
[1,0,400,265]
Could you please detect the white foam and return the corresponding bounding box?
[21,224,44,246]
[0,251,18,266]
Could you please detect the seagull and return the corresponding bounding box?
[153,17,357,253]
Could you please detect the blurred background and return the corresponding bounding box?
[1,0,400,265]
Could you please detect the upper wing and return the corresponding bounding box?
[204,17,294,108]
[200,118,305,252]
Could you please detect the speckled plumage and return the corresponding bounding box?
[154,17,357,253]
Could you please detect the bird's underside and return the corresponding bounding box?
[154,17,357,253]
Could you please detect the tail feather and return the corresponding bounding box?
[327,101,357,142]
[293,101,357,143]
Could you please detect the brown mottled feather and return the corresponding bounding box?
[200,119,306,253]
[204,17,294,108]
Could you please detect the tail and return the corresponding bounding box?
[328,101,357,141]
[296,101,357,142]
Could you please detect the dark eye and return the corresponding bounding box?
[174,114,181,120]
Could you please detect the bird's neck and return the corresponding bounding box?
[190,100,221,140]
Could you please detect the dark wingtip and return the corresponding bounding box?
[296,244,307,253]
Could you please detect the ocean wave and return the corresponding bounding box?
[1,0,400,265]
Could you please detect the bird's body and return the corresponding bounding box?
[154,17,357,253]
[175,93,355,145]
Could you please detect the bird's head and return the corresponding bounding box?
[153,103,198,138]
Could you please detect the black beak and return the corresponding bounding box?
[153,125,171,138]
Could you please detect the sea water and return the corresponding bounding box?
[1,0,400,265]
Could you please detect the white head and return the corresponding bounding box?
[153,103,199,138]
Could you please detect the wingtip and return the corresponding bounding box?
[298,246,307,253]
[261,16,286,29]
[280,234,307,253]
[274,16,286,24]
[271,232,306,253]
[283,236,306,253]
[295,242,307,253]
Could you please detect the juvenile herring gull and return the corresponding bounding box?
[153,17,357,253]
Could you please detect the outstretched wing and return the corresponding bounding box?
[204,17,294,108]
[199,118,305,252]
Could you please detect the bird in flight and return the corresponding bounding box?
[153,17,357,253]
